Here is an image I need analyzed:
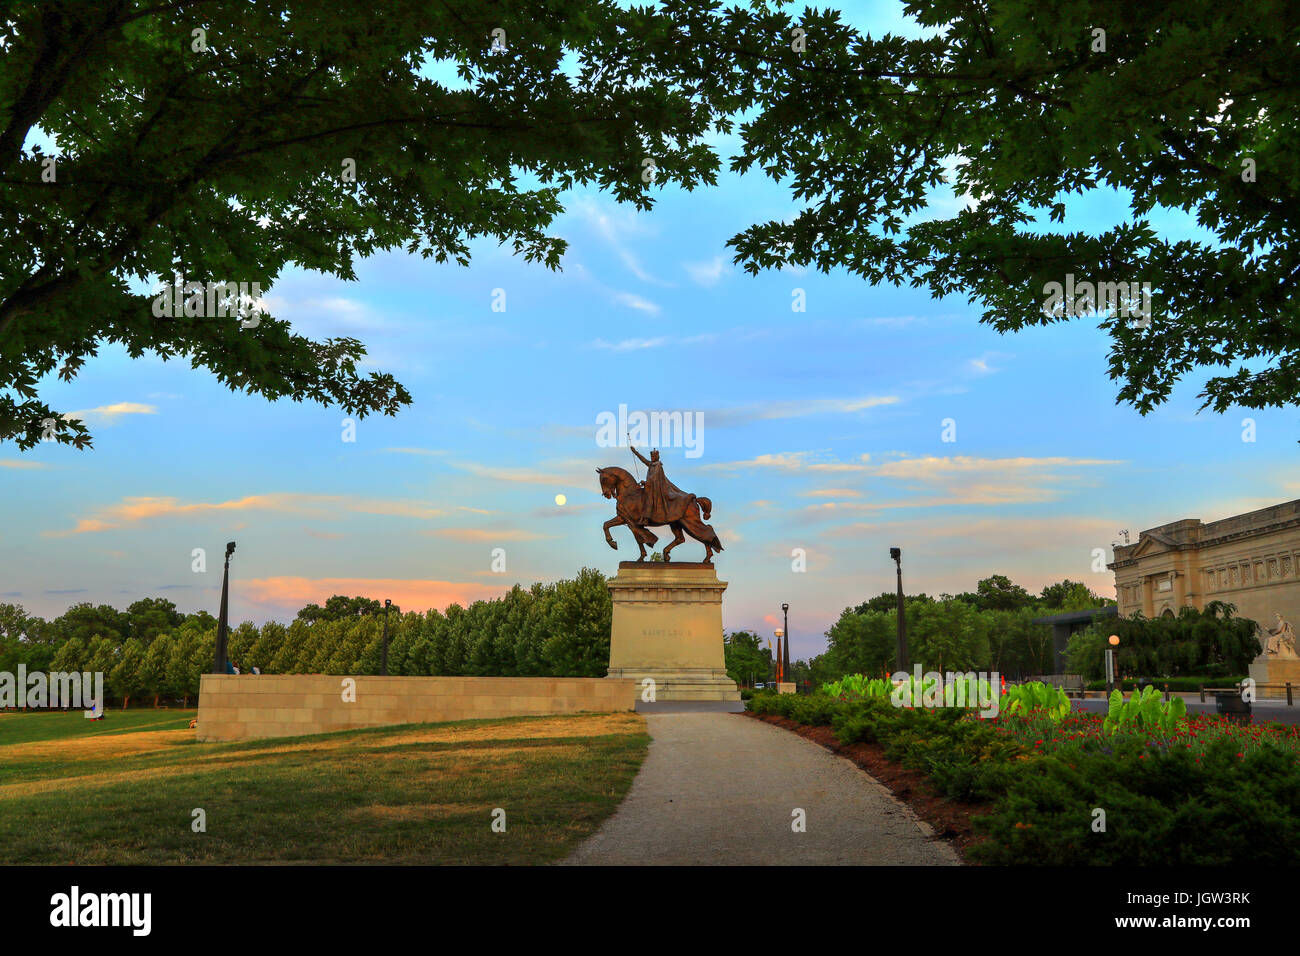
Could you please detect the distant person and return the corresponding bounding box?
[232,662,241,674]
[224,659,235,675]
[251,665,261,675]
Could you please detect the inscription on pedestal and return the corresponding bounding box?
[642,627,693,638]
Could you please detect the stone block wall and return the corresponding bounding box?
[196,674,636,741]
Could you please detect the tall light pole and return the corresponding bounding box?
[781,603,790,686]
[890,547,908,671]
[213,541,236,674]
[381,599,392,676]
[1106,634,1120,694]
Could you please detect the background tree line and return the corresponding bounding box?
[0,569,612,708]
[807,576,1115,684]
[3,570,1260,707]
[1065,602,1260,680]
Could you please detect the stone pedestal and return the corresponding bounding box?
[606,561,740,701]
[1247,657,1300,699]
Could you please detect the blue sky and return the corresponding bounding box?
[3,2,1296,661]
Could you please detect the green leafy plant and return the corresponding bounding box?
[1103,686,1188,735]
[1002,682,1071,721]
[823,672,996,709]
[821,674,893,699]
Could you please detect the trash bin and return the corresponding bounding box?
[1215,691,1251,723]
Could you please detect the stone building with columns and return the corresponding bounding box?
[1108,498,1300,630]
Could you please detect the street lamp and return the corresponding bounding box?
[781,603,790,687]
[213,541,236,674]
[1106,634,1120,694]
[890,547,908,671]
[381,599,392,676]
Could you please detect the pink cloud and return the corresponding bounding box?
[241,576,512,614]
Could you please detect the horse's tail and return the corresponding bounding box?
[697,496,712,520]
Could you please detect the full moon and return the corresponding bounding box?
[554,494,567,506]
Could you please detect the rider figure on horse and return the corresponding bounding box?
[630,446,695,525]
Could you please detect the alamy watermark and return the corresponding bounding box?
[0,667,103,715]
[1041,274,1152,328]
[50,886,151,936]
[890,666,1001,718]
[150,274,264,327]
[595,404,704,458]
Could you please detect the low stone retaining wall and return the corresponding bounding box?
[196,674,637,741]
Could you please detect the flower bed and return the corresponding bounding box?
[748,690,1300,864]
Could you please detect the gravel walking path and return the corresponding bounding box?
[561,712,960,865]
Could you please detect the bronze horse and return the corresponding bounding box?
[597,465,724,563]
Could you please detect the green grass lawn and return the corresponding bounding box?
[0,708,196,745]
[0,710,648,864]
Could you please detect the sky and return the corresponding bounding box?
[3,2,1297,662]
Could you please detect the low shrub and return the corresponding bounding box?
[926,752,1022,804]
[969,740,1300,865]
[754,679,1300,863]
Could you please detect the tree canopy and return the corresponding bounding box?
[712,0,1300,418]
[5,0,1297,450]
[0,0,725,447]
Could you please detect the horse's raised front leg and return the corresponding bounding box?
[602,515,624,550]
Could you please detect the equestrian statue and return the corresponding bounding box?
[597,446,724,563]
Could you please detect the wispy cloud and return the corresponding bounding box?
[684,255,728,286]
[702,395,900,429]
[781,456,1123,515]
[863,455,1122,482]
[0,459,49,470]
[447,458,593,487]
[611,291,660,314]
[64,402,157,424]
[379,446,447,457]
[45,493,446,536]
[590,333,717,351]
[570,197,671,286]
[968,351,1012,375]
[261,294,390,334]
[705,451,872,472]
[821,515,1118,548]
[424,528,553,542]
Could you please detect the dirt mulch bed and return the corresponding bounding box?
[745,711,990,862]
